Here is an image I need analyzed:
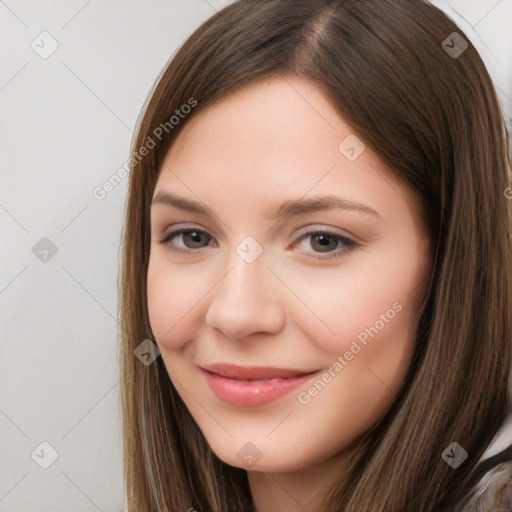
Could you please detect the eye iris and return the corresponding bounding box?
[311,233,337,253]
[184,231,206,248]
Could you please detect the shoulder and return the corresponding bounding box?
[456,416,512,512]
[460,459,512,512]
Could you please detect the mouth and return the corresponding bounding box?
[200,363,321,407]
[202,362,319,380]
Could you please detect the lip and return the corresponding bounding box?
[200,364,321,407]
[202,363,318,380]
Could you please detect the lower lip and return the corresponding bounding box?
[201,369,320,407]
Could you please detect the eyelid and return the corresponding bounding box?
[288,221,358,242]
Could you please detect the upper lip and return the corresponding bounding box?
[202,363,319,380]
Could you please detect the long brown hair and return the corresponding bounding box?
[118,1,512,510]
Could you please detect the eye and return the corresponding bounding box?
[158,227,358,260]
[159,228,214,252]
[295,229,358,260]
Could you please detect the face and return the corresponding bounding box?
[147,74,432,474]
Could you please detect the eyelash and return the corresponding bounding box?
[158,227,358,260]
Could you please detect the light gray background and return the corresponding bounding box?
[1,1,511,511]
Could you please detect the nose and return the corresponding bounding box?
[204,251,286,340]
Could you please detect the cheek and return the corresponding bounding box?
[283,243,425,358]
[146,259,201,350]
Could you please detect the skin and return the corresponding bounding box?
[147,74,433,511]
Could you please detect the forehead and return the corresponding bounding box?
[167,75,345,163]
[154,75,426,231]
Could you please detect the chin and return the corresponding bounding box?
[207,438,319,473]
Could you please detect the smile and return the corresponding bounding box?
[200,364,322,407]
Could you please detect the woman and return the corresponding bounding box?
[118,0,512,510]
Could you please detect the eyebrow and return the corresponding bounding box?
[151,191,380,219]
